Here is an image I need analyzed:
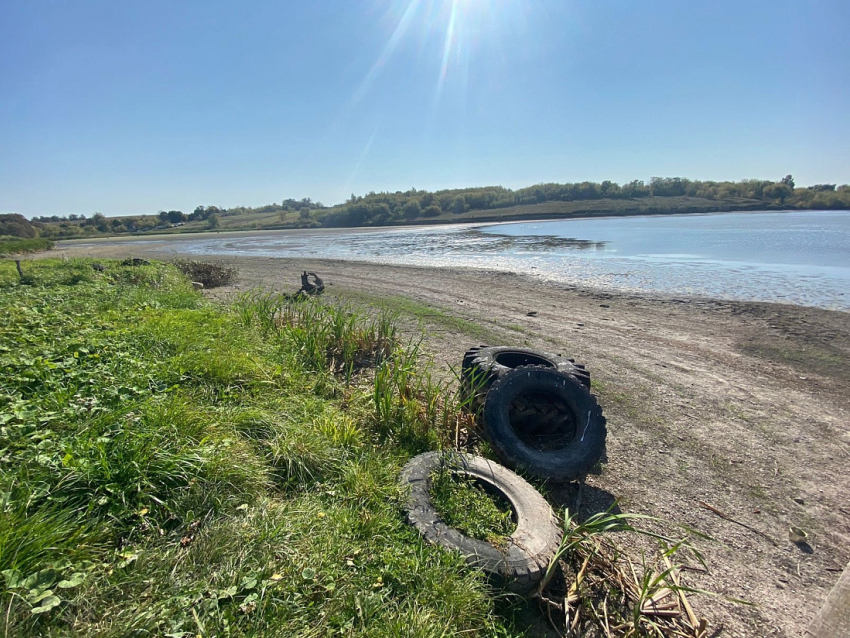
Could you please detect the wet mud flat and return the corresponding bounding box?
[47,242,850,637]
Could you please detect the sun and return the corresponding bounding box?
[350,0,526,108]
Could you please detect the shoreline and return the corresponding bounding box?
[49,225,850,313]
[51,206,847,244]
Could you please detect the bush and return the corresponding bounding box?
[173,260,237,288]
[0,237,54,256]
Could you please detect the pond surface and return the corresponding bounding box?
[84,210,850,310]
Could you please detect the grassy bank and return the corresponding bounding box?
[0,259,514,637]
[0,237,54,256]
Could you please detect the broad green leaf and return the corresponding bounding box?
[57,573,86,589]
[240,576,257,590]
[1,569,22,589]
[30,595,61,614]
[28,589,55,604]
[22,568,59,590]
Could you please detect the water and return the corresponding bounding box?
[93,210,850,310]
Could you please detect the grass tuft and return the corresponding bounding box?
[173,259,238,288]
[430,470,515,545]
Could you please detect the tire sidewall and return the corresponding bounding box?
[400,451,562,594]
[483,368,605,480]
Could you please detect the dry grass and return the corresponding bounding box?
[174,259,238,288]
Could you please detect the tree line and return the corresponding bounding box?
[11,175,850,238]
[315,175,849,227]
[26,197,326,238]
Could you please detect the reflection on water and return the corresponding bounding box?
[89,210,850,310]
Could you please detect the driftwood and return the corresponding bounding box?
[297,272,324,296]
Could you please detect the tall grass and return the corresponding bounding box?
[0,260,511,637]
[233,290,398,377]
[0,237,53,256]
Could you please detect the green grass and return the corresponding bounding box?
[430,469,515,545]
[340,290,494,342]
[0,237,54,256]
[0,259,515,637]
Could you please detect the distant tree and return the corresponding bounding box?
[207,213,220,229]
[452,196,466,214]
[422,205,442,218]
[600,180,620,198]
[167,210,186,224]
[0,213,37,238]
[299,208,312,221]
[134,217,157,231]
[621,180,649,198]
[403,199,421,220]
[764,182,792,204]
[781,174,795,189]
[90,212,109,232]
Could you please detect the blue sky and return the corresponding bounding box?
[1,0,848,217]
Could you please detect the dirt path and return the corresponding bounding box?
[49,243,850,637]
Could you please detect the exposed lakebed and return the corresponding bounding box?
[74,210,850,310]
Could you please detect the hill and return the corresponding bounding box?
[25,175,850,239]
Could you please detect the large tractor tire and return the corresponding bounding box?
[481,366,606,481]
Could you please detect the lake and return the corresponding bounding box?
[90,210,850,310]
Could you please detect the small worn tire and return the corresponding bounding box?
[482,366,606,481]
[461,346,591,414]
[400,451,562,595]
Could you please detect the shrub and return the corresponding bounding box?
[0,237,54,256]
[173,260,237,288]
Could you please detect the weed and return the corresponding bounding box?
[534,508,739,637]
[173,259,238,288]
[340,290,494,341]
[430,469,515,545]
[233,290,398,376]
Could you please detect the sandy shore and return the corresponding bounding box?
[47,240,850,637]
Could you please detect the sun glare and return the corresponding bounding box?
[351,0,524,108]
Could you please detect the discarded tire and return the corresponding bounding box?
[400,451,562,595]
[482,366,606,481]
[461,346,590,413]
